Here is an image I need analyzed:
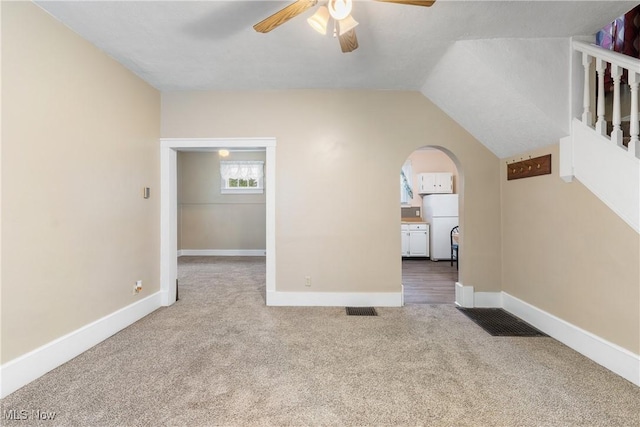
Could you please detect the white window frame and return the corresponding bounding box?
[220,160,264,194]
[401,160,413,205]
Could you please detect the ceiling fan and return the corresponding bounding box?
[253,0,436,53]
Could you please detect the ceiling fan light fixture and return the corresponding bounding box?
[338,14,358,36]
[307,6,330,35]
[327,0,353,21]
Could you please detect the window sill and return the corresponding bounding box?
[221,189,264,195]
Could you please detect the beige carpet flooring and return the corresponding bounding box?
[1,256,638,426]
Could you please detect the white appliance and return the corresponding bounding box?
[422,194,458,261]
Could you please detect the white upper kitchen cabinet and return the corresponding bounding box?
[418,173,453,194]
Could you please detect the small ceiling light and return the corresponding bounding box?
[338,14,358,36]
[219,149,230,157]
[307,6,329,35]
[327,0,352,21]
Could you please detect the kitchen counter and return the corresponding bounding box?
[401,218,427,223]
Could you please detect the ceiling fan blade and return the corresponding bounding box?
[374,0,436,6]
[253,0,317,33]
[339,29,359,53]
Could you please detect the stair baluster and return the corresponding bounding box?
[582,53,593,125]
[568,41,640,233]
[595,58,607,136]
[610,64,624,147]
[629,72,639,158]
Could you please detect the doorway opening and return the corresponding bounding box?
[400,146,462,305]
[160,138,276,307]
[176,148,267,301]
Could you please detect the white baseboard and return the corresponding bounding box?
[454,286,639,385]
[160,289,172,306]
[178,249,266,257]
[455,283,502,308]
[474,291,502,308]
[0,292,162,398]
[455,282,474,307]
[502,292,640,386]
[266,291,403,307]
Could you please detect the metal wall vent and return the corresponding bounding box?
[346,307,377,316]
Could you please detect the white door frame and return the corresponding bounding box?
[159,138,276,306]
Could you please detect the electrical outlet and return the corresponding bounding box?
[133,280,142,295]
[305,276,311,287]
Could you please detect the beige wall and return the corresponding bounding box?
[1,2,160,363]
[178,151,266,250]
[162,91,502,294]
[406,149,459,207]
[501,144,640,353]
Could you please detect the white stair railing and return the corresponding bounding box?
[573,40,640,159]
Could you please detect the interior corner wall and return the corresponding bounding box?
[178,151,266,251]
[1,2,161,363]
[161,90,502,294]
[501,144,640,354]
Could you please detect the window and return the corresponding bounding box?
[400,160,413,205]
[220,161,264,194]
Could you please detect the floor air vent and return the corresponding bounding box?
[346,307,377,316]
[457,308,547,337]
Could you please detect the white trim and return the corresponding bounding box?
[474,291,502,308]
[573,40,639,74]
[455,282,474,307]
[456,288,640,385]
[160,137,276,149]
[160,138,276,307]
[0,292,162,398]
[266,291,403,307]
[559,135,574,183]
[178,249,266,257]
[502,292,640,386]
[220,189,263,194]
[160,147,177,306]
[454,284,502,308]
[265,145,276,294]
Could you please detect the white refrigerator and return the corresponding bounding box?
[422,194,458,261]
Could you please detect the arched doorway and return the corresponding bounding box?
[400,146,463,305]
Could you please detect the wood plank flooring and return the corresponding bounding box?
[402,258,457,305]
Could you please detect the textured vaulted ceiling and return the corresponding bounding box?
[34,0,638,157]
